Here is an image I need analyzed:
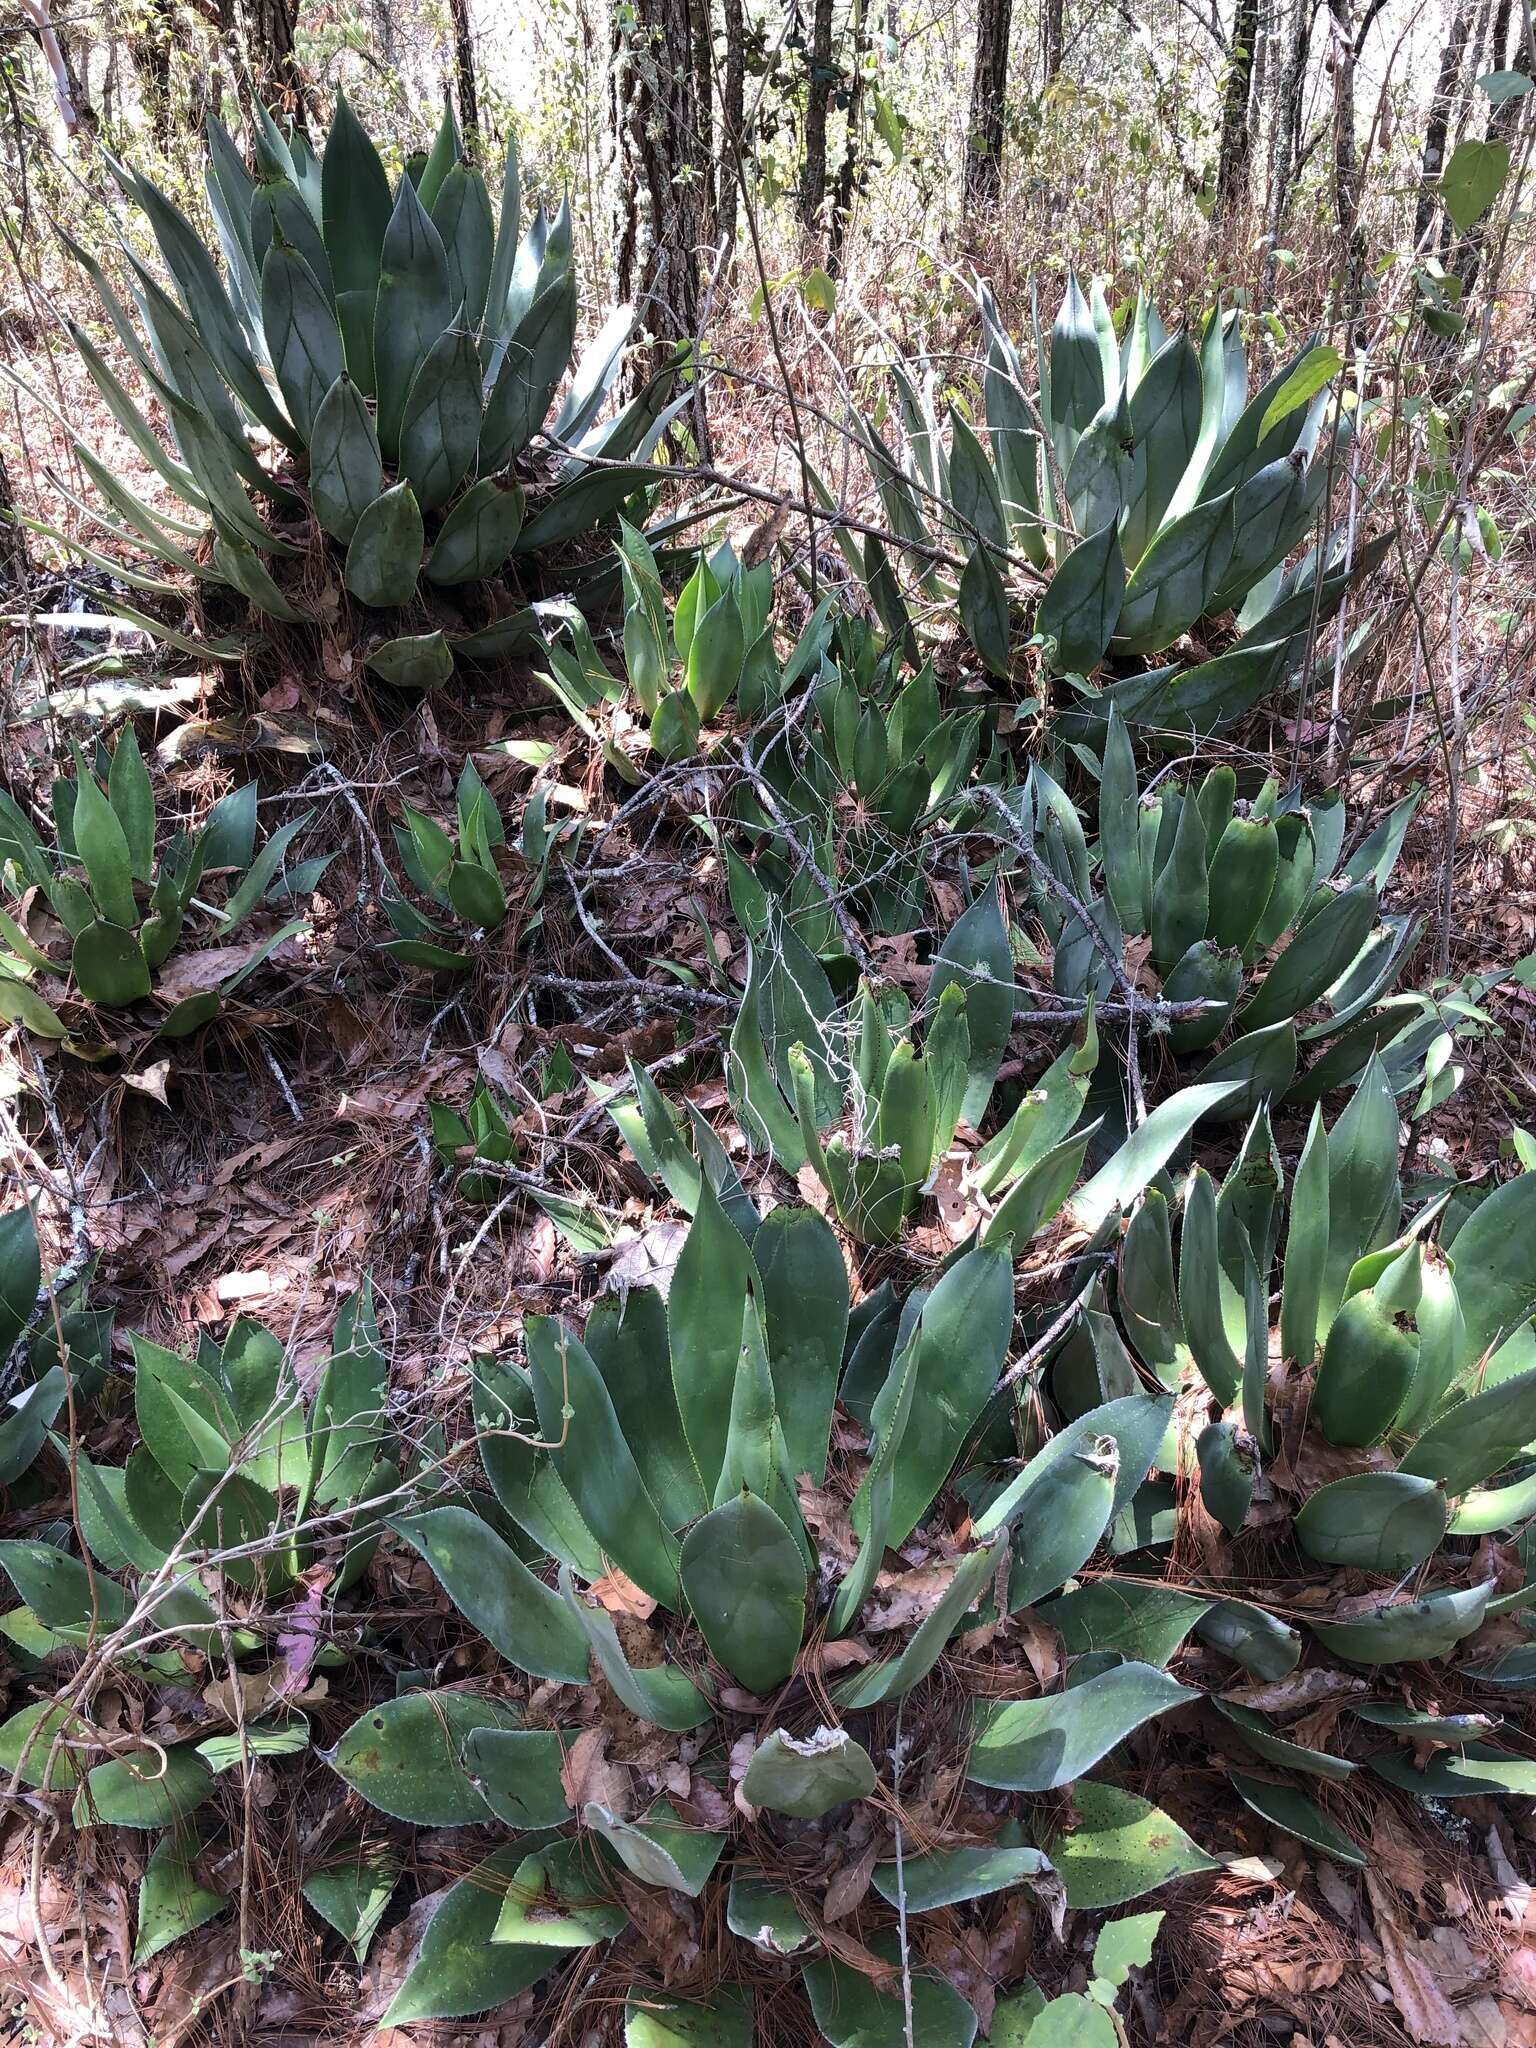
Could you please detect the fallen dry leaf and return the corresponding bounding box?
[561,1726,630,1816]
[1366,1869,1464,2045]
[589,1568,658,1620]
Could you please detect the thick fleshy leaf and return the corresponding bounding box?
[871,1843,1050,1911]
[1294,1473,1448,1574]
[678,1492,805,1696]
[752,1205,847,1487]
[491,1843,628,1948]
[667,1178,750,1503]
[366,630,455,689]
[834,1537,1004,1709]
[1237,883,1379,1034]
[425,474,525,584]
[390,1506,589,1682]
[345,482,424,608]
[624,1991,753,2047]
[0,1699,86,1789]
[383,1845,552,2026]
[1229,1770,1367,1866]
[0,1539,129,1631]
[558,1567,712,1730]
[262,238,343,440]
[886,1243,1013,1545]
[373,175,455,455]
[929,883,1015,1123]
[970,1663,1198,1791]
[73,1744,213,1829]
[1115,494,1236,655]
[1046,1580,1211,1667]
[1213,1702,1355,1782]
[1037,523,1124,675]
[324,1690,516,1823]
[399,324,483,511]
[726,1873,812,1955]
[527,1317,681,1608]
[976,1394,1173,1539]
[807,1938,980,2048]
[1442,1171,1536,1374]
[740,1726,877,1818]
[133,1833,227,1962]
[461,1727,575,1828]
[583,1800,726,1896]
[309,373,384,543]
[1069,1081,1243,1232]
[302,1843,400,1962]
[1369,1743,1536,1799]
[1309,1579,1492,1665]
[1049,1780,1219,1908]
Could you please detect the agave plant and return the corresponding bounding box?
[1095,1072,1536,1856]
[47,96,680,685]
[0,733,328,1042]
[0,1286,397,1820]
[729,611,996,941]
[865,277,1385,730]
[313,1180,1222,2035]
[1026,734,1438,1119]
[0,1203,113,1494]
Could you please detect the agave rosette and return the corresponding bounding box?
[44,95,683,686]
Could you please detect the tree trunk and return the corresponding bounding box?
[447,0,481,150]
[801,0,836,228]
[1414,0,1469,249]
[127,0,177,142]
[612,0,707,392]
[964,0,1014,210]
[1214,0,1258,219]
[1326,0,1366,306]
[716,0,746,266]
[829,0,870,265]
[19,0,97,138]
[1043,0,1064,81]
[244,0,306,121]
[690,0,716,244]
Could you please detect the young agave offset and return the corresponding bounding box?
[1103,1074,1536,1861]
[1030,733,1442,1118]
[52,96,678,683]
[0,734,328,1043]
[322,1184,1219,2035]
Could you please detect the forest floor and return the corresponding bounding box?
[2,260,1536,2045]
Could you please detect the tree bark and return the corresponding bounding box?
[1261,0,1310,280]
[800,0,836,228]
[1214,0,1258,219]
[1326,0,1367,306]
[1043,0,1064,81]
[127,0,177,142]
[690,0,715,243]
[612,0,707,387]
[244,0,306,122]
[1415,0,1471,247]
[19,0,96,138]
[964,0,1014,210]
[447,0,481,150]
[716,0,746,265]
[829,0,870,265]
